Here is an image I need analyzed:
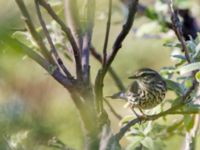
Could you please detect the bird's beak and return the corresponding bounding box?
[128,75,138,79]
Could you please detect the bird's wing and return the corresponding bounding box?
[127,81,140,96]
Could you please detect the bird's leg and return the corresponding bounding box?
[131,108,140,118]
[128,103,141,118]
[138,108,147,118]
[131,108,143,124]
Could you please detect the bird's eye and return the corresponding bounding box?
[143,76,149,80]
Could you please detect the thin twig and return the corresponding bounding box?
[102,0,112,67]
[167,0,191,63]
[91,47,124,118]
[104,0,138,73]
[104,98,122,120]
[94,0,138,114]
[38,0,82,80]
[15,0,55,64]
[35,0,73,79]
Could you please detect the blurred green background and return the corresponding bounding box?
[0,0,200,150]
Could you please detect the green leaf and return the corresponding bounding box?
[126,128,141,138]
[187,40,196,52]
[141,136,155,150]
[184,104,200,112]
[195,71,200,82]
[143,122,153,135]
[163,41,181,48]
[164,79,183,95]
[125,136,144,150]
[166,119,183,133]
[184,79,193,88]
[183,114,195,132]
[12,31,37,48]
[178,62,200,75]
[145,7,158,20]
[171,55,186,60]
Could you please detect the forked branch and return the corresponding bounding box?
[167,0,191,63]
[102,0,112,67]
[35,0,73,79]
[38,0,82,80]
[15,0,55,65]
[95,0,139,114]
[104,0,138,74]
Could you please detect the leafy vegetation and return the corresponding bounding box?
[0,0,200,150]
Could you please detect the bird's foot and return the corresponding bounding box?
[131,109,144,124]
[132,108,149,124]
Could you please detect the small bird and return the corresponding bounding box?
[109,68,167,116]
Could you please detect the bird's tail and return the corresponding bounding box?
[106,91,127,100]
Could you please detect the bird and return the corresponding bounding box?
[108,68,167,116]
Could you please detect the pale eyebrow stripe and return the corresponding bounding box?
[138,70,156,76]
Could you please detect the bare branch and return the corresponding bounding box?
[95,0,138,114]
[35,0,73,79]
[105,0,138,73]
[82,0,96,83]
[167,0,191,63]
[102,0,112,67]
[15,0,55,64]
[38,0,82,80]
[4,36,73,89]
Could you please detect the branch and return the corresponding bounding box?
[38,0,82,80]
[167,0,198,101]
[3,35,73,89]
[82,0,96,83]
[35,0,73,79]
[94,0,138,114]
[104,0,138,73]
[15,0,55,64]
[102,0,112,67]
[167,0,191,63]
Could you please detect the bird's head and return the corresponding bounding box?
[128,68,162,85]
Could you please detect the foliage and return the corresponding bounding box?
[0,0,200,150]
[121,1,200,149]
